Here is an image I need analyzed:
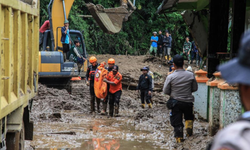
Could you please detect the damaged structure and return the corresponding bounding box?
[157,0,249,135]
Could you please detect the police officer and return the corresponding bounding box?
[86,56,100,114]
[137,67,153,109]
[101,58,116,115]
[163,55,198,143]
[209,31,250,150]
[104,65,122,117]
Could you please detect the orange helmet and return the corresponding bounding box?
[89,56,97,63]
[108,58,115,64]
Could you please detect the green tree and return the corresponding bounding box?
[40,0,190,55]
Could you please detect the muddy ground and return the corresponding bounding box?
[26,55,212,150]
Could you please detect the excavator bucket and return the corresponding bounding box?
[86,2,135,34]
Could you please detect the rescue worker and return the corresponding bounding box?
[163,31,172,61]
[146,67,154,104]
[209,31,250,150]
[86,56,100,114]
[137,67,153,109]
[157,30,164,58]
[104,65,122,117]
[101,58,116,115]
[61,19,70,62]
[163,55,198,143]
[181,37,192,64]
[69,40,86,75]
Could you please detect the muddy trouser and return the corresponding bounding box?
[77,63,83,73]
[170,101,194,137]
[163,47,171,56]
[109,90,122,116]
[140,90,150,104]
[103,85,110,112]
[89,82,100,112]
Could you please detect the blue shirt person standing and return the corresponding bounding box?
[149,32,158,56]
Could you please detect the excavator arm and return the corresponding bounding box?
[86,0,136,34]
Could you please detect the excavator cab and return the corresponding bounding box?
[86,0,136,34]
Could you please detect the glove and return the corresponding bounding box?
[86,81,90,86]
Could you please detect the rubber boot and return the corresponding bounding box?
[175,137,184,143]
[141,103,145,109]
[196,61,199,67]
[90,95,95,113]
[96,98,101,113]
[148,103,152,108]
[191,60,193,64]
[109,104,114,117]
[185,120,193,137]
[101,103,107,115]
[167,55,170,62]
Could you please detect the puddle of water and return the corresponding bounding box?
[35,139,162,150]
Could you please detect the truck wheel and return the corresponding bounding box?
[6,122,25,150]
[19,122,25,150]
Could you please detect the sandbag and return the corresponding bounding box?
[94,62,108,99]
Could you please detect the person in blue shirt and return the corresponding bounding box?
[149,32,158,56]
[61,19,70,62]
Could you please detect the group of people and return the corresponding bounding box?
[150,30,172,61]
[86,57,122,117]
[85,56,155,117]
[150,31,202,67]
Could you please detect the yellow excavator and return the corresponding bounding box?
[39,0,89,90]
[38,0,136,90]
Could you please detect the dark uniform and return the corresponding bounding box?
[137,74,152,107]
[86,64,100,113]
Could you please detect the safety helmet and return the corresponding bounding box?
[108,58,115,64]
[89,56,97,63]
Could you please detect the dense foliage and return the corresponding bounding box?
[40,0,190,55]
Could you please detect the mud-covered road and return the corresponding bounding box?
[25,55,211,150]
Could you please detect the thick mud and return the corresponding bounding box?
[26,83,212,150]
